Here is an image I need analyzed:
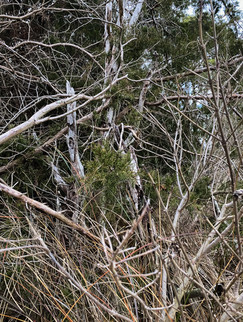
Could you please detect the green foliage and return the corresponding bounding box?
[126,107,142,126]
[141,169,178,207]
[85,142,134,202]
[191,176,211,203]
[0,134,34,167]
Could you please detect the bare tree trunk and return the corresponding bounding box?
[66,81,84,223]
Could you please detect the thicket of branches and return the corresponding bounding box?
[0,0,242,321]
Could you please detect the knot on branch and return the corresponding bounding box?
[233,189,243,201]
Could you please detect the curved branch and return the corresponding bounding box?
[12,41,103,70]
[0,75,126,146]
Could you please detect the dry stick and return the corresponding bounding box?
[194,201,233,262]
[0,7,50,20]
[108,200,173,319]
[148,174,186,321]
[150,126,215,314]
[158,97,220,141]
[0,98,111,174]
[223,60,243,89]
[12,41,103,70]
[220,292,243,322]
[110,261,173,315]
[0,245,45,254]
[208,0,242,262]
[26,219,132,322]
[0,182,99,243]
[154,56,243,82]
[0,295,28,318]
[150,132,226,317]
[200,205,243,259]
[115,245,160,265]
[170,258,237,322]
[189,206,243,318]
[145,93,243,106]
[198,8,242,302]
[0,76,126,145]
[111,199,150,260]
[225,268,243,294]
[163,258,186,322]
[205,216,243,265]
[0,184,158,319]
[117,269,159,279]
[0,64,40,82]
[163,100,243,319]
[134,274,161,297]
[152,181,214,321]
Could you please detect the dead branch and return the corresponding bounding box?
[0,182,99,242]
[0,76,126,145]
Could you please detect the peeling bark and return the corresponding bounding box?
[66,81,84,179]
[66,81,84,223]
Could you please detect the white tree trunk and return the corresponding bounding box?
[66,81,84,178]
[128,0,144,26]
[66,81,84,223]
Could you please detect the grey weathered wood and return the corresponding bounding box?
[66,81,84,178]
